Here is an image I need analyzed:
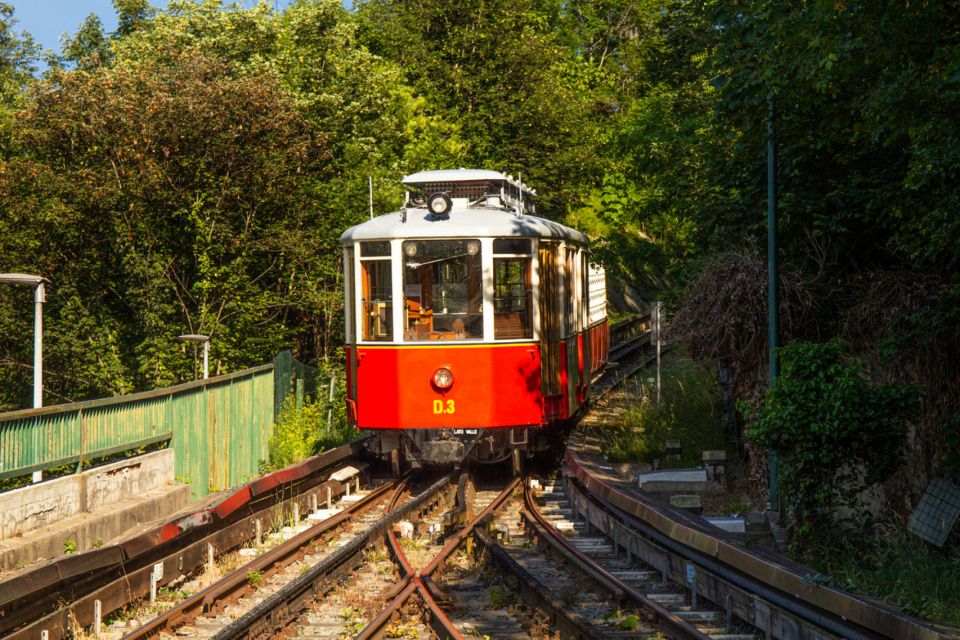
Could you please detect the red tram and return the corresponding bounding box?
[341,169,608,473]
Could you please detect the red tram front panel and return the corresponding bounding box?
[354,343,542,429]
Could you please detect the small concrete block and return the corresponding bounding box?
[702,450,727,462]
[393,520,414,539]
[669,494,702,514]
[704,516,746,533]
[637,468,707,488]
[307,507,342,521]
[330,464,367,483]
[528,478,542,492]
[665,439,682,455]
[238,548,259,557]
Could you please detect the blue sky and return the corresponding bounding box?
[9,1,295,57]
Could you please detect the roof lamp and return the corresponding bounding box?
[427,193,452,219]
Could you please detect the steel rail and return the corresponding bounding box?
[1,444,367,640]
[472,527,606,639]
[521,480,713,640]
[609,313,650,347]
[355,477,521,640]
[120,480,396,640]
[207,473,454,640]
[564,445,952,640]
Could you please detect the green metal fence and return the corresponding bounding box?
[273,350,318,419]
[0,363,279,497]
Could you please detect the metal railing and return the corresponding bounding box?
[0,352,317,497]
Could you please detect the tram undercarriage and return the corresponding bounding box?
[365,426,553,475]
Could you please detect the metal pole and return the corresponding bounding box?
[192,343,198,381]
[655,302,662,406]
[202,340,209,379]
[326,374,335,433]
[32,282,45,483]
[767,92,780,509]
[369,176,374,220]
[33,282,44,409]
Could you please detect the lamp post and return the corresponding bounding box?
[0,273,46,409]
[767,93,780,510]
[178,334,210,380]
[1,273,47,484]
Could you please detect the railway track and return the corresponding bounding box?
[128,471,535,640]
[0,443,373,640]
[562,432,956,640]
[116,477,397,640]
[8,313,954,640]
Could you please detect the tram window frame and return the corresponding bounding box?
[344,246,355,343]
[359,242,393,342]
[402,239,483,342]
[493,239,533,340]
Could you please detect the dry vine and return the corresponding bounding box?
[841,270,960,513]
[669,251,815,504]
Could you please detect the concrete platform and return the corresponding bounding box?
[0,450,191,573]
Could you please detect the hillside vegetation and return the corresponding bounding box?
[0,0,959,567]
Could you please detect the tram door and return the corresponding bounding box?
[539,242,563,418]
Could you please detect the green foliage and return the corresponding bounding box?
[601,357,725,466]
[0,4,38,152]
[801,522,960,626]
[616,614,641,631]
[63,539,77,554]
[60,13,111,68]
[488,583,513,609]
[0,47,324,401]
[749,341,919,545]
[268,398,324,470]
[267,371,354,471]
[246,570,263,590]
[356,0,611,216]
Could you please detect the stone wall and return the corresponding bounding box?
[0,449,175,539]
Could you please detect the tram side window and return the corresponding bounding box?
[402,239,482,341]
[493,239,532,339]
[360,241,392,341]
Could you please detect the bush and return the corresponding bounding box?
[603,357,725,466]
[749,340,919,545]
[266,372,355,471]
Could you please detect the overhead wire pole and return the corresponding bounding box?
[767,92,780,510]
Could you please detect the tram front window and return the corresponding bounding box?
[402,239,482,341]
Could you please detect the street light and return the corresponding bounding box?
[178,334,210,380]
[0,273,46,409]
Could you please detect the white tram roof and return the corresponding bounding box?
[341,208,588,244]
[343,168,586,245]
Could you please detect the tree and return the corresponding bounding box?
[0,48,330,405]
[355,0,610,216]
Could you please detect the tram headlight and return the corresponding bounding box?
[467,241,479,256]
[433,367,454,390]
[427,193,452,219]
[404,242,418,257]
